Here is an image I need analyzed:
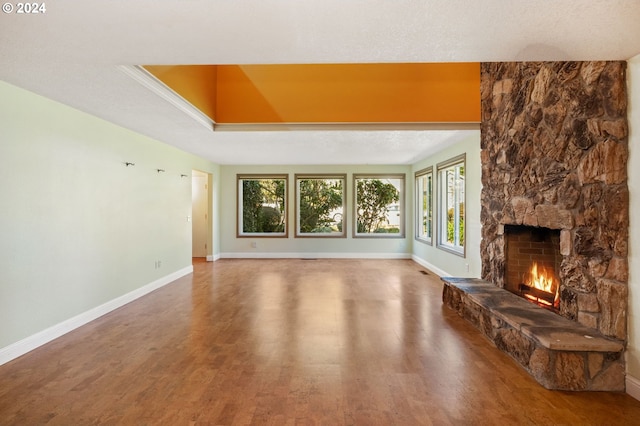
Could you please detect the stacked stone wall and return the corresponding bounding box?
[480,62,629,340]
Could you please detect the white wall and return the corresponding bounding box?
[219,164,412,258]
[411,132,482,277]
[0,81,219,358]
[627,54,640,399]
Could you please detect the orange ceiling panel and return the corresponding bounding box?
[144,65,218,120]
[144,63,480,124]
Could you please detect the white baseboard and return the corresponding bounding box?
[627,374,640,401]
[206,254,219,262]
[411,255,449,277]
[0,265,193,366]
[220,252,412,260]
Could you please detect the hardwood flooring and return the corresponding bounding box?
[1,258,640,425]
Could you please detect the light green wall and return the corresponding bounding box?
[411,132,482,277]
[0,81,219,349]
[219,136,481,267]
[219,165,412,257]
[628,54,640,384]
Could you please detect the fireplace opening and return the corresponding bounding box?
[504,225,561,312]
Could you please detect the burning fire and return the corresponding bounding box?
[522,262,559,308]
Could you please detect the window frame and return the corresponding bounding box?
[294,174,347,238]
[237,174,288,238]
[436,154,466,256]
[353,173,405,238]
[415,166,434,245]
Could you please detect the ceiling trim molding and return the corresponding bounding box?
[119,65,215,131]
[213,122,480,132]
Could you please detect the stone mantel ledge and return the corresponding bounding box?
[441,277,623,352]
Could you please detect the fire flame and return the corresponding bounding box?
[523,262,559,307]
[528,262,554,293]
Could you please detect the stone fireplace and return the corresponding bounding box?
[480,61,629,341]
[443,61,629,391]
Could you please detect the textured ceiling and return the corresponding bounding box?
[1,0,639,165]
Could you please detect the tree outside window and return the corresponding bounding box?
[415,167,433,244]
[354,174,404,237]
[237,175,287,237]
[437,155,465,255]
[295,175,346,237]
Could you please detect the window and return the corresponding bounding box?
[415,167,433,244]
[295,174,346,237]
[353,174,404,237]
[437,155,465,255]
[237,174,287,237]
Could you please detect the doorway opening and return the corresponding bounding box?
[192,170,210,260]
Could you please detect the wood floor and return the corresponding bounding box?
[1,259,640,425]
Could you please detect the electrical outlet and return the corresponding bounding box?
[251,241,257,248]
[465,263,470,272]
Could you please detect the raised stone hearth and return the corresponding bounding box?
[442,277,624,391]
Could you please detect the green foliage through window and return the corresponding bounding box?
[297,176,345,235]
[437,155,465,255]
[415,168,433,243]
[355,176,403,236]
[239,176,287,235]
